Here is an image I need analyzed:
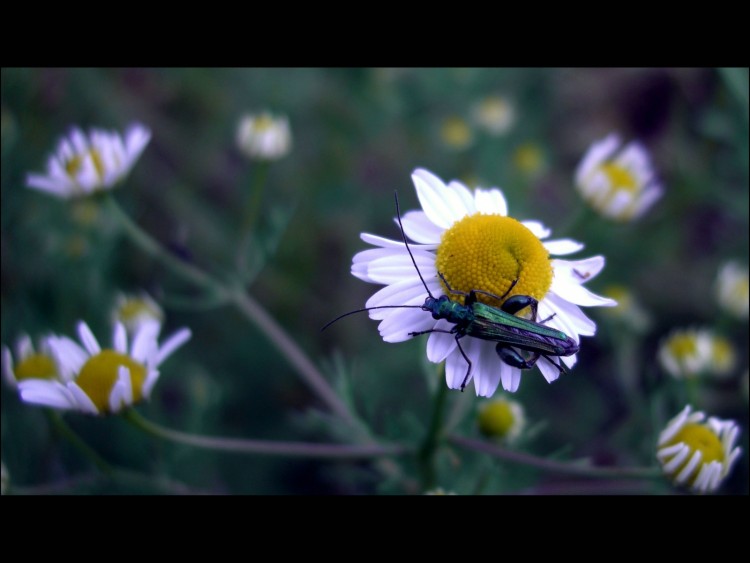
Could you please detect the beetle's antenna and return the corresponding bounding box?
[395,191,435,299]
[321,304,424,332]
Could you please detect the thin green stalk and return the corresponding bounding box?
[236,162,270,279]
[418,379,449,490]
[449,434,663,479]
[46,410,114,476]
[123,409,408,459]
[105,194,218,292]
[230,289,355,423]
[106,193,351,423]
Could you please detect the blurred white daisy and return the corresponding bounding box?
[2,333,59,388]
[477,396,525,443]
[17,320,191,416]
[575,133,663,221]
[236,112,291,161]
[351,168,617,397]
[658,327,734,380]
[600,284,652,334]
[715,261,749,320]
[471,95,515,136]
[111,291,164,334]
[657,405,741,494]
[26,123,151,199]
[439,116,473,150]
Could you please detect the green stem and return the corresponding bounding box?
[123,409,408,459]
[46,411,114,476]
[236,162,271,279]
[418,379,449,490]
[230,289,355,423]
[105,194,218,292]
[448,434,663,479]
[106,193,351,423]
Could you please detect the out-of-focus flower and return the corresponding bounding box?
[513,143,545,177]
[477,396,526,443]
[351,168,616,396]
[471,96,515,136]
[575,133,662,221]
[601,284,652,333]
[18,320,190,416]
[236,112,291,161]
[658,327,736,380]
[2,334,59,388]
[111,292,164,334]
[715,261,749,320]
[440,116,473,150]
[424,487,457,495]
[657,405,741,494]
[26,123,151,199]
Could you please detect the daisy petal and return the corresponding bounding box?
[19,380,76,409]
[77,322,101,356]
[474,188,507,216]
[521,220,551,239]
[399,210,445,244]
[543,239,584,256]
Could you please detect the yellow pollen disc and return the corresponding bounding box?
[65,150,105,182]
[15,353,58,381]
[118,299,162,323]
[664,423,724,480]
[254,115,275,133]
[76,349,147,413]
[478,400,515,438]
[435,213,552,310]
[666,333,699,360]
[599,162,638,193]
[65,155,83,177]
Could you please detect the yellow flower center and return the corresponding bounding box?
[666,333,699,362]
[117,299,162,324]
[598,162,638,193]
[440,117,472,149]
[664,423,724,482]
[253,115,275,133]
[14,353,58,381]
[513,143,543,175]
[478,399,516,438]
[435,213,552,312]
[710,336,735,373]
[64,150,105,183]
[76,350,147,413]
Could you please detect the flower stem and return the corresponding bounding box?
[46,410,114,476]
[104,194,218,292]
[123,409,408,459]
[229,289,355,423]
[106,193,352,423]
[418,378,450,490]
[448,435,663,479]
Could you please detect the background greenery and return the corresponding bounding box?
[1,68,747,494]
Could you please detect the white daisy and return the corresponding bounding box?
[236,112,291,161]
[351,168,617,397]
[17,320,191,415]
[657,405,742,494]
[657,327,733,380]
[471,95,515,136]
[2,333,59,388]
[715,261,749,320]
[575,133,663,221]
[111,291,165,334]
[26,123,151,199]
[477,396,526,443]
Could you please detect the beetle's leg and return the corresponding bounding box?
[496,345,540,370]
[455,335,473,391]
[501,295,539,320]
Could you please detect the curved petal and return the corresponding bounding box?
[448,181,479,213]
[543,239,584,256]
[360,232,438,251]
[473,340,502,397]
[378,309,436,343]
[77,321,101,356]
[537,357,562,383]
[549,276,618,307]
[399,210,445,244]
[155,328,192,367]
[18,380,76,410]
[131,321,161,363]
[412,168,464,229]
[365,279,433,311]
[357,251,437,285]
[426,321,457,362]
[474,188,507,216]
[113,322,128,354]
[575,133,620,185]
[66,382,100,414]
[553,256,607,284]
[521,220,551,239]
